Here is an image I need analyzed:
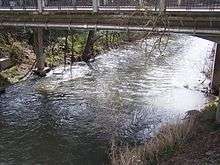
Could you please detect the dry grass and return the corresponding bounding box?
[110,116,199,165]
[110,100,219,165]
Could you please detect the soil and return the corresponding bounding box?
[160,122,220,165]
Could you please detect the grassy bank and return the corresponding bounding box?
[110,100,219,165]
[0,30,139,90]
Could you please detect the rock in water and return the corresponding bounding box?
[0,75,10,94]
[0,87,5,94]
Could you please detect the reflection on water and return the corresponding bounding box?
[0,34,214,165]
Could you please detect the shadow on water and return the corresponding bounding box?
[0,34,215,164]
[0,91,108,165]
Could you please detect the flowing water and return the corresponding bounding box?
[0,34,215,165]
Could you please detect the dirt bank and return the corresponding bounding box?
[160,102,220,165]
[110,100,220,165]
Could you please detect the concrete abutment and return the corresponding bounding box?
[212,44,220,94]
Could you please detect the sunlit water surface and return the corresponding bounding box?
[0,34,214,165]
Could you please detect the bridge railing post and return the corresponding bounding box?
[44,0,48,7]
[37,0,44,12]
[103,0,108,6]
[159,0,166,12]
[139,0,143,6]
[93,0,99,12]
[42,0,46,8]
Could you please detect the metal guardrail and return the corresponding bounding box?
[99,0,140,6]
[166,0,220,9]
[99,0,159,7]
[45,0,93,7]
[0,0,37,9]
[0,0,219,11]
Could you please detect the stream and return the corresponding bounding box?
[0,34,215,165]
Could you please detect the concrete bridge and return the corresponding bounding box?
[1,0,220,92]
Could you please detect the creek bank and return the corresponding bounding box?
[110,38,218,165]
[0,30,142,90]
[161,101,220,165]
[0,33,35,91]
[110,100,220,165]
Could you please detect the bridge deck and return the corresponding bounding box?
[0,9,220,34]
[0,1,220,36]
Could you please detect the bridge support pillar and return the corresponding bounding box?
[212,44,220,94]
[34,28,46,76]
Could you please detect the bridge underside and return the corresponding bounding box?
[0,10,220,37]
[1,10,220,92]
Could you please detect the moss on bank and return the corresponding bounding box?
[0,32,35,86]
[1,66,24,83]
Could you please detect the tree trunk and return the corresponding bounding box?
[71,31,76,65]
[82,30,95,62]
[64,31,68,66]
[34,28,46,76]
